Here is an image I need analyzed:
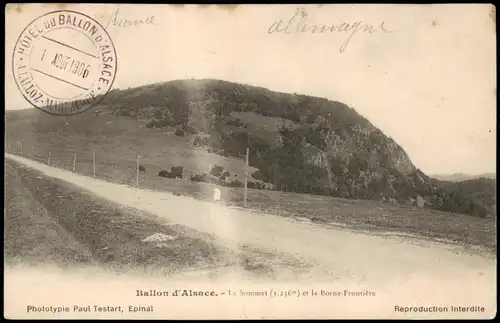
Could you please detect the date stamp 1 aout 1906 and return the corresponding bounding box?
[12,10,117,116]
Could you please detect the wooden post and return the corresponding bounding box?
[93,149,96,177]
[47,151,51,166]
[72,153,76,172]
[136,154,140,189]
[208,154,212,174]
[244,147,249,207]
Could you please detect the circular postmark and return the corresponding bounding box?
[12,10,117,116]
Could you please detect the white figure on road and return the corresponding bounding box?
[213,187,221,203]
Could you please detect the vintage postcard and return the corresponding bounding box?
[4,3,497,319]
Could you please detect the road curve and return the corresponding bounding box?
[4,153,496,312]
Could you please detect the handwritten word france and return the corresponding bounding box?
[106,8,156,29]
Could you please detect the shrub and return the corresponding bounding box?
[158,166,183,179]
[248,182,266,189]
[228,180,244,188]
[221,171,230,180]
[175,128,185,136]
[170,166,183,178]
[193,132,211,146]
[190,173,209,182]
[210,165,224,177]
[158,170,171,178]
[183,124,198,134]
[139,165,146,172]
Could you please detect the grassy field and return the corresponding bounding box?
[6,133,258,185]
[6,158,317,278]
[5,143,497,253]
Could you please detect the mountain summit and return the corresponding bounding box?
[6,79,495,218]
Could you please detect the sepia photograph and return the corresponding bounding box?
[4,3,497,319]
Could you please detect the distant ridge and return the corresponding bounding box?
[431,173,496,182]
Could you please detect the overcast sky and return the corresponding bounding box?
[5,4,496,175]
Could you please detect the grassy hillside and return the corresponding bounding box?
[5,78,496,218]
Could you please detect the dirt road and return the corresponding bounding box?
[4,153,497,315]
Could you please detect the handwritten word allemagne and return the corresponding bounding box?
[268,8,392,53]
